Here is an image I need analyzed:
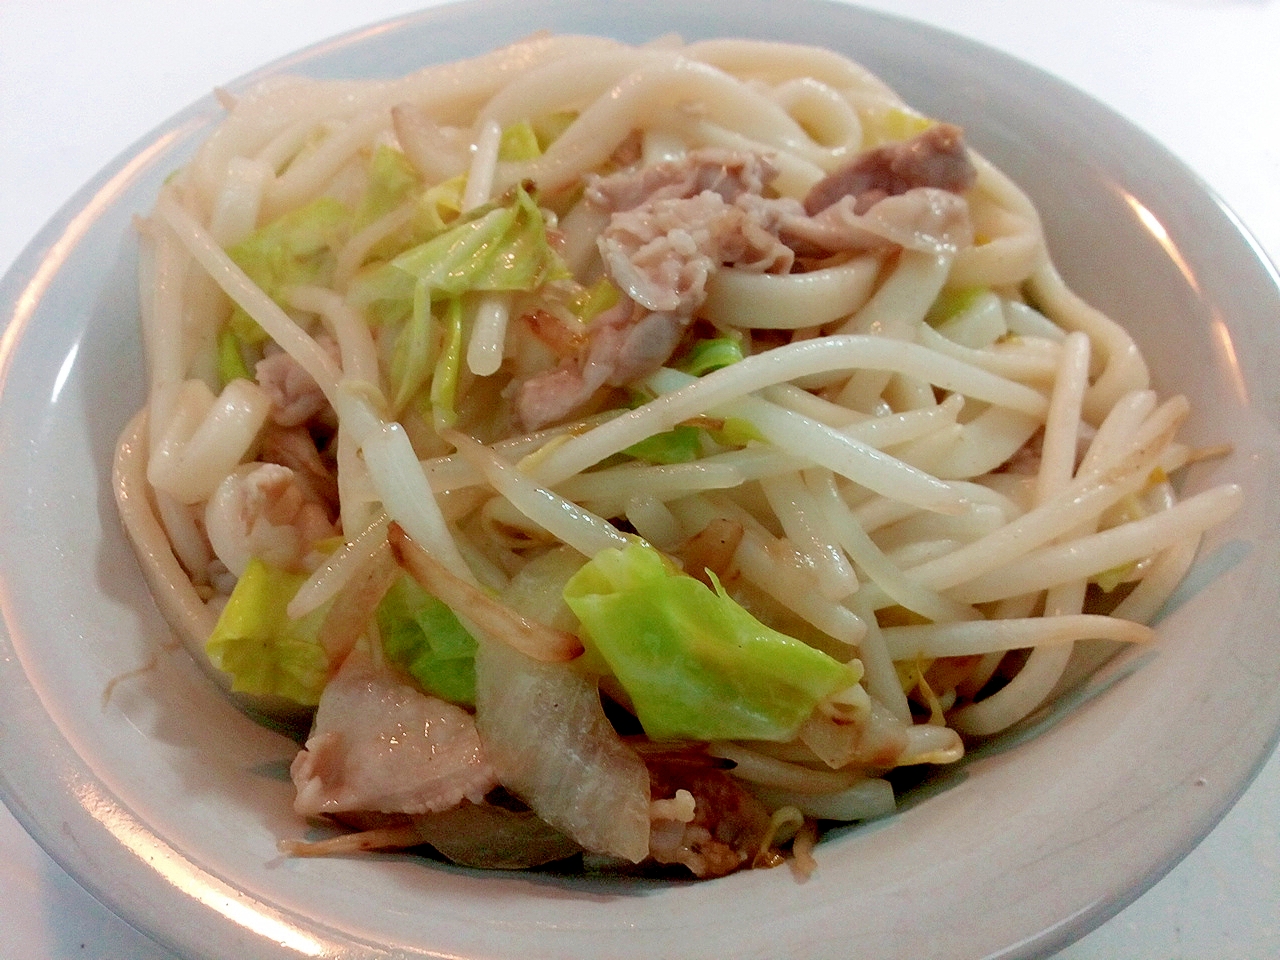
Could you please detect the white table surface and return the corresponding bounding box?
[1,1,1277,957]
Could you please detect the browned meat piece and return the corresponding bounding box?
[588,150,791,316]
[513,134,977,429]
[646,755,773,879]
[803,122,977,216]
[512,361,605,433]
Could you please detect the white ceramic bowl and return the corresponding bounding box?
[2,2,1279,958]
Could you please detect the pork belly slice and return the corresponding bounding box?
[291,647,497,818]
[803,122,977,216]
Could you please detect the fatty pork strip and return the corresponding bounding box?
[512,125,978,430]
[290,645,497,818]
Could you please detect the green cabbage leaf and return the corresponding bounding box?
[225,196,349,345]
[205,559,331,705]
[563,543,860,741]
[353,182,569,308]
[376,574,478,707]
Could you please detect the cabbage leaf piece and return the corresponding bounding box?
[563,543,860,741]
[677,335,745,376]
[429,296,465,429]
[376,573,478,707]
[391,182,570,295]
[225,196,349,344]
[205,559,331,705]
[925,285,987,326]
[347,182,569,419]
[387,291,436,414]
[354,182,570,307]
[216,326,253,387]
[356,144,421,229]
[861,107,934,147]
[565,276,620,322]
[498,120,542,162]
[622,425,703,464]
[415,174,467,238]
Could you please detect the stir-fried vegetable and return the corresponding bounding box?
[376,574,479,707]
[564,543,861,741]
[205,559,331,705]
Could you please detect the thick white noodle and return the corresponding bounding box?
[845,592,911,721]
[731,392,966,515]
[154,489,214,587]
[138,218,191,401]
[447,431,631,559]
[760,473,859,601]
[832,250,952,405]
[624,496,683,551]
[890,406,1042,480]
[494,57,859,195]
[916,324,1060,384]
[1035,332,1091,505]
[683,38,899,102]
[335,384,471,582]
[883,615,1152,660]
[669,495,866,645]
[208,156,270,246]
[948,485,1242,604]
[1110,534,1200,623]
[146,378,271,504]
[115,410,220,650]
[263,110,391,220]
[770,77,863,153]
[900,407,1182,594]
[530,336,1049,486]
[477,47,678,129]
[951,333,1093,734]
[287,286,380,384]
[805,470,978,624]
[762,382,869,428]
[1028,260,1150,423]
[701,257,880,330]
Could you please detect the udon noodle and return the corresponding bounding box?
[113,32,1240,877]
